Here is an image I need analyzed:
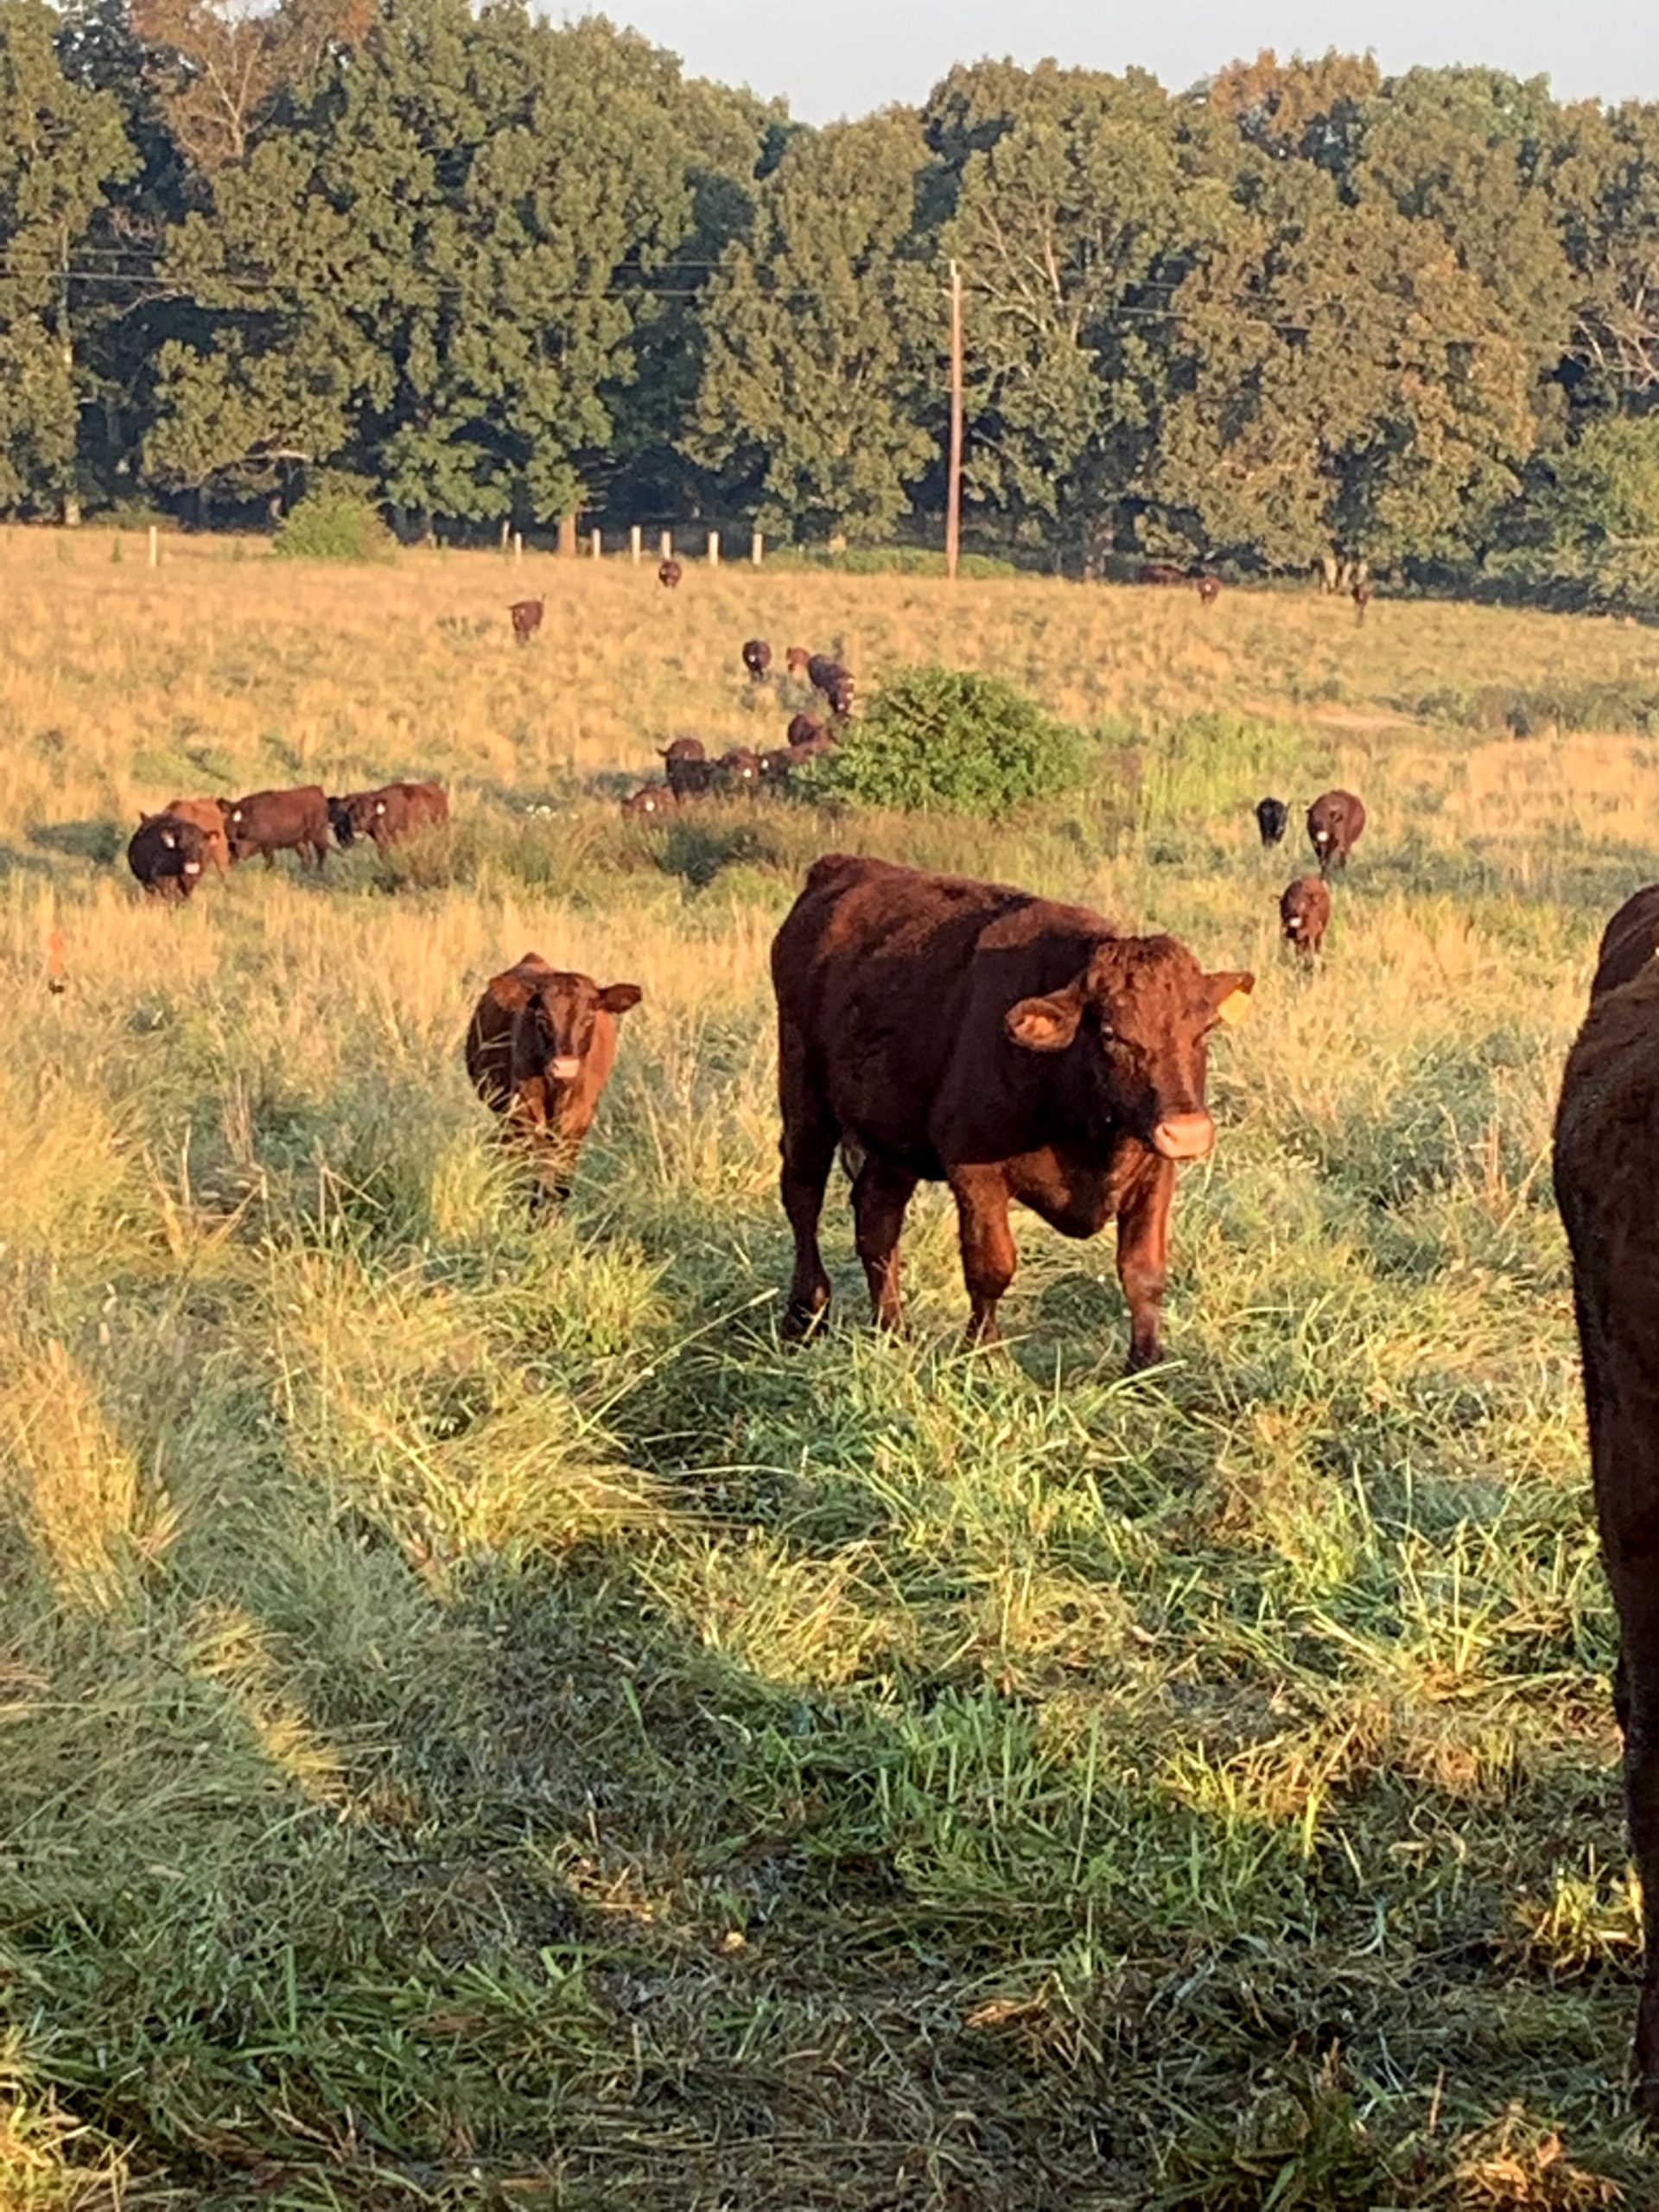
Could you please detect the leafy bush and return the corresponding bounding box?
[272,488,397,563]
[807,664,1088,815]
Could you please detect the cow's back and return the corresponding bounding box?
[772,855,1110,1166]
[1592,885,1659,1001]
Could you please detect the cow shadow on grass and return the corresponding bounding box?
[28,817,124,865]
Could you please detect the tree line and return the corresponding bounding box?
[4,0,1659,596]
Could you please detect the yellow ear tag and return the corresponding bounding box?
[1217,988,1253,1027]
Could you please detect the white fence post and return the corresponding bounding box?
[630,524,642,564]
[148,525,158,569]
[659,529,672,562]
[751,531,763,567]
[708,530,720,568]
[590,528,601,560]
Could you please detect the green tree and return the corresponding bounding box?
[1537,414,1659,601]
[1552,99,1659,406]
[691,111,938,544]
[1149,175,1537,571]
[0,0,134,517]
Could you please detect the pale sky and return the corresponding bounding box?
[583,1,1658,122]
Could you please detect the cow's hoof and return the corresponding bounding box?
[781,1300,830,1344]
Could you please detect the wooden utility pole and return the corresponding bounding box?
[945,259,964,582]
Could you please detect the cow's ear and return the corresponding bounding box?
[1007,985,1083,1052]
[599,983,643,1016]
[487,972,538,1014]
[1209,971,1255,1025]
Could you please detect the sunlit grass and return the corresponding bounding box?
[1,528,1657,2204]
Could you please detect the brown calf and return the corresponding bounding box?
[620,783,675,818]
[713,747,761,793]
[1306,790,1365,878]
[509,598,544,645]
[156,797,232,874]
[658,735,713,799]
[785,646,811,677]
[1279,877,1331,957]
[742,639,772,681]
[1554,949,1659,2118]
[226,785,332,868]
[333,779,448,849]
[658,559,683,590]
[772,855,1251,1370]
[1197,575,1221,606]
[1352,579,1373,625]
[466,955,643,1206]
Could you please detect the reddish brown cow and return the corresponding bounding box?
[1197,575,1222,607]
[806,654,850,702]
[1306,790,1365,878]
[466,955,643,1207]
[334,779,449,849]
[1279,877,1331,958]
[658,558,683,590]
[226,785,332,868]
[714,747,762,793]
[658,735,713,799]
[1554,950,1659,2118]
[1352,578,1373,626]
[128,813,210,900]
[785,646,811,677]
[620,783,675,818]
[154,797,231,874]
[1591,886,1659,1000]
[786,713,826,748]
[742,639,772,681]
[510,598,544,645]
[771,855,1252,1370]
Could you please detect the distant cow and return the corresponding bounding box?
[128,812,210,901]
[1279,878,1332,958]
[714,747,762,794]
[824,671,855,717]
[466,955,643,1207]
[1352,579,1373,626]
[156,797,231,874]
[1138,563,1185,587]
[785,646,811,678]
[806,655,850,701]
[785,721,838,761]
[771,855,1252,1370]
[226,785,333,868]
[620,783,675,819]
[1255,797,1289,849]
[658,559,683,590]
[1306,790,1365,878]
[1196,575,1221,607]
[786,714,826,748]
[658,735,713,799]
[1592,886,1659,1000]
[333,780,448,849]
[742,639,772,682]
[510,598,544,645]
[1553,945,1659,2118]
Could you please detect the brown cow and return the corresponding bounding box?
[713,747,762,793]
[785,646,811,677]
[620,782,675,818]
[510,598,544,645]
[128,812,210,900]
[1554,951,1659,2118]
[1352,578,1373,626]
[771,855,1252,1370]
[658,559,683,590]
[1591,886,1659,1000]
[226,785,333,868]
[1139,562,1185,586]
[1306,790,1365,878]
[334,779,448,849]
[1279,877,1331,958]
[806,654,850,702]
[1197,575,1222,607]
[156,797,231,874]
[658,735,713,799]
[742,639,772,682]
[465,955,643,1207]
[785,713,826,748]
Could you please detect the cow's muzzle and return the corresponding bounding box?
[549,1056,582,1083]
[1150,1111,1214,1162]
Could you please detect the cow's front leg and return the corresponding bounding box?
[949,1166,1017,1344]
[1115,1154,1175,1372]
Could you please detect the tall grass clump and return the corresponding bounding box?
[272,486,397,563]
[810,664,1088,815]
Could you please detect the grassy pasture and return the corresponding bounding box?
[3,529,1659,2206]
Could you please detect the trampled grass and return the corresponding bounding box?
[3,526,1659,2205]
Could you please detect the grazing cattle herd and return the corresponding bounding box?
[105,576,1659,2121]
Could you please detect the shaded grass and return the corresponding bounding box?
[2,535,1659,2205]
